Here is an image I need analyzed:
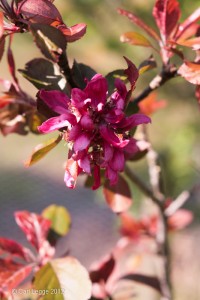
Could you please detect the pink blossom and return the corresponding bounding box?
[38,74,151,189]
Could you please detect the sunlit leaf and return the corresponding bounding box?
[0,237,30,261]
[103,175,132,213]
[176,7,200,40]
[153,0,180,39]
[178,60,200,85]
[30,24,67,62]
[15,211,51,251]
[34,257,92,300]
[19,58,67,91]
[176,37,200,51]
[139,56,157,75]
[42,205,71,237]
[25,135,62,167]
[138,92,166,115]
[18,0,63,25]
[120,32,154,48]
[60,23,87,43]
[0,260,33,295]
[118,8,160,41]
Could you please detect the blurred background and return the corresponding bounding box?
[0,0,200,299]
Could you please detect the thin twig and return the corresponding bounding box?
[131,65,178,105]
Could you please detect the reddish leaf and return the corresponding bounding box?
[103,175,132,213]
[176,37,200,50]
[0,259,33,296]
[176,7,200,40]
[90,255,115,283]
[168,209,193,230]
[18,0,63,25]
[124,56,139,90]
[15,211,51,251]
[0,94,14,108]
[138,92,167,115]
[0,237,31,261]
[0,12,4,38]
[196,85,200,106]
[0,36,5,62]
[178,60,200,85]
[59,23,87,43]
[7,37,18,85]
[120,32,154,48]
[153,0,180,40]
[118,8,160,41]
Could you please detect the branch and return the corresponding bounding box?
[58,52,77,89]
[124,164,163,209]
[132,65,178,105]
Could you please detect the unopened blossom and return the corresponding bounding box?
[38,74,151,189]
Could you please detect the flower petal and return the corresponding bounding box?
[92,165,101,190]
[84,74,108,109]
[103,142,114,162]
[105,166,118,185]
[38,90,70,114]
[71,88,88,110]
[74,133,91,152]
[109,149,125,172]
[100,126,129,148]
[38,114,76,133]
[78,155,91,174]
[117,113,151,130]
[64,159,79,189]
[80,114,94,131]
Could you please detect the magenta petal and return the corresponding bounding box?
[105,109,124,124]
[103,142,113,162]
[80,114,94,131]
[106,166,118,185]
[117,114,151,130]
[84,74,108,108]
[100,126,129,148]
[71,88,88,110]
[68,124,82,141]
[74,133,91,152]
[92,165,101,190]
[39,90,70,114]
[78,155,91,174]
[109,149,125,172]
[38,114,75,133]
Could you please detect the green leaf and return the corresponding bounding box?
[120,32,154,48]
[71,61,96,89]
[25,135,62,167]
[139,55,157,75]
[30,24,67,62]
[42,205,71,236]
[103,175,132,213]
[33,257,92,300]
[28,112,46,134]
[19,58,67,91]
[105,69,126,95]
